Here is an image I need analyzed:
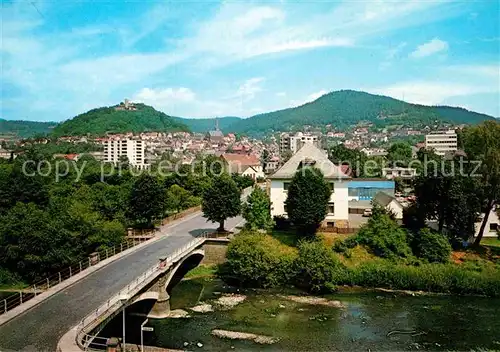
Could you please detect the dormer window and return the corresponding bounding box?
[298,158,316,169]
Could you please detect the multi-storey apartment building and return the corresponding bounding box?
[102,138,149,169]
[279,132,321,155]
[424,129,458,156]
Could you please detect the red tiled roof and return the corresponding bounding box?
[221,153,260,166]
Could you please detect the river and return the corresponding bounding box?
[99,277,500,351]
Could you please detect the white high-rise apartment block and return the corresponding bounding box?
[425,129,458,156]
[280,132,320,155]
[103,138,149,169]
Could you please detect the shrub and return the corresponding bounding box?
[273,215,291,230]
[0,268,22,286]
[413,228,451,263]
[332,237,358,253]
[346,262,500,297]
[355,213,412,259]
[220,231,297,288]
[295,240,346,293]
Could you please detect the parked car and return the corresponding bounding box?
[362,208,372,217]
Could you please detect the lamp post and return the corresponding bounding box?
[140,318,148,352]
[119,294,129,351]
[140,318,154,352]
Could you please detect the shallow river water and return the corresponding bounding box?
[101,277,500,351]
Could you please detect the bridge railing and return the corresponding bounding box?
[1,237,151,316]
[76,232,212,351]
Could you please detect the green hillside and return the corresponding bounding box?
[229,90,495,135]
[175,116,241,133]
[0,119,57,138]
[51,103,190,137]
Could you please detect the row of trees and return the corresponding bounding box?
[0,151,240,283]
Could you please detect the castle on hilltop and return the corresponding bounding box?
[114,99,137,111]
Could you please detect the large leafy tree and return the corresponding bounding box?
[462,121,500,246]
[242,186,274,231]
[128,174,166,226]
[202,174,241,231]
[165,184,198,213]
[387,142,412,167]
[285,167,331,236]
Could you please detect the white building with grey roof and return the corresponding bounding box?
[269,143,351,228]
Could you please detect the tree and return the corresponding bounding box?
[242,187,274,231]
[463,121,500,246]
[285,167,331,236]
[202,174,241,231]
[165,184,196,213]
[387,142,412,167]
[128,174,165,226]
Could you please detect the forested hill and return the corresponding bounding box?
[228,90,496,135]
[51,103,190,137]
[175,116,241,133]
[0,119,57,138]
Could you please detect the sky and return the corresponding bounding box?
[1,0,499,122]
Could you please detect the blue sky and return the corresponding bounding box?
[1,0,499,122]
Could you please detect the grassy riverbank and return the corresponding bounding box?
[218,218,500,297]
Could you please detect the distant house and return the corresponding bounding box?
[475,206,500,238]
[52,153,80,161]
[373,191,403,220]
[206,130,224,143]
[382,167,417,180]
[221,153,264,179]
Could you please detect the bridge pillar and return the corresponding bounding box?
[148,257,171,318]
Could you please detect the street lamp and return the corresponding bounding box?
[140,318,150,352]
[119,294,129,351]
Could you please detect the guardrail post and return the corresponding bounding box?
[47,278,50,289]
[69,267,72,277]
[80,261,82,273]
[59,272,62,283]
[3,299,6,313]
[121,243,123,252]
[20,291,23,304]
[106,249,108,259]
[34,285,37,296]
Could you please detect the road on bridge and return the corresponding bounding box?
[0,213,243,352]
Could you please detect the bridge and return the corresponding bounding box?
[0,212,243,352]
[59,233,230,351]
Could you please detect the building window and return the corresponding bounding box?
[326,221,335,228]
[490,223,498,231]
[329,182,335,193]
[284,182,290,191]
[328,204,335,214]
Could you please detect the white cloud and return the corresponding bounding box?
[368,81,495,106]
[409,38,449,58]
[134,87,195,104]
[290,89,328,107]
[233,77,265,102]
[276,92,287,97]
[447,64,500,78]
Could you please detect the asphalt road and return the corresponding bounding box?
[0,213,243,352]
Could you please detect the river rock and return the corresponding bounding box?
[214,294,246,309]
[190,303,214,313]
[197,342,203,347]
[212,329,279,344]
[168,309,190,318]
[280,295,345,308]
[184,342,189,347]
[278,304,286,309]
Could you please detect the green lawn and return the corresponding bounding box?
[184,265,217,279]
[481,237,500,248]
[270,229,299,247]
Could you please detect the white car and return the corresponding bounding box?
[362,208,372,217]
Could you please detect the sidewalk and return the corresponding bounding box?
[0,210,203,327]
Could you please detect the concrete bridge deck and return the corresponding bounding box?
[0,213,243,352]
